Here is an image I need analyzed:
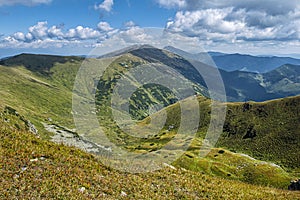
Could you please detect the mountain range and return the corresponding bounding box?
[164,46,300,101]
[1,46,300,198]
[1,46,300,103]
[165,46,300,73]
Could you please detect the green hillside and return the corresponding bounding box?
[219,96,300,170]
[1,108,299,199]
[0,51,300,196]
[0,54,82,137]
[132,95,300,188]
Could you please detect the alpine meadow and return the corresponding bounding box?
[1,0,300,199]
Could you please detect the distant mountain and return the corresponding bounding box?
[221,63,300,101]
[212,54,300,73]
[263,64,300,95]
[163,46,300,101]
[164,46,300,73]
[2,47,300,103]
[207,52,227,57]
[0,53,83,75]
[164,46,216,66]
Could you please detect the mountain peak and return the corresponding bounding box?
[98,44,156,58]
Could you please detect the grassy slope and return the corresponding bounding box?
[156,95,300,170]
[1,110,299,199]
[218,96,300,171]
[0,53,300,194]
[0,58,81,137]
[136,96,298,188]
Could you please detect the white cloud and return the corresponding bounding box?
[156,0,186,9]
[1,24,300,57]
[164,0,300,42]
[25,33,33,41]
[97,21,113,32]
[12,32,26,41]
[48,25,64,39]
[119,26,153,43]
[1,21,117,49]
[0,0,52,6]
[124,21,136,28]
[28,21,48,39]
[157,0,300,14]
[166,9,245,41]
[65,26,101,40]
[94,0,114,12]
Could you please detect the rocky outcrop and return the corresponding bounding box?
[3,106,39,136]
[27,121,38,135]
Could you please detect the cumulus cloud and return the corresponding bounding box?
[161,0,300,42]
[94,0,114,12]
[124,21,136,28]
[0,0,52,6]
[104,26,152,45]
[65,26,101,40]
[12,32,26,41]
[1,21,117,49]
[48,25,64,39]
[28,21,49,39]
[158,0,300,13]
[97,21,113,32]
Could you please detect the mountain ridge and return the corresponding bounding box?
[164,46,300,73]
[1,47,300,102]
[1,47,300,192]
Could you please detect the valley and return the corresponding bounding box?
[1,46,300,199]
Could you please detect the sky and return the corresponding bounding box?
[0,0,300,58]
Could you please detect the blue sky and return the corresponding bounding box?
[0,0,175,35]
[0,0,300,58]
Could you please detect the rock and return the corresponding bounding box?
[168,125,174,131]
[30,158,38,162]
[120,191,127,197]
[39,156,46,161]
[288,179,300,191]
[13,174,20,179]
[163,163,176,170]
[78,187,86,193]
[21,166,27,172]
[27,121,38,135]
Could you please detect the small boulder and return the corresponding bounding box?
[78,187,86,193]
[120,191,127,197]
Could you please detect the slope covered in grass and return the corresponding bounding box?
[1,109,299,199]
[0,52,300,193]
[0,56,82,137]
[159,95,300,172]
[218,96,300,170]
